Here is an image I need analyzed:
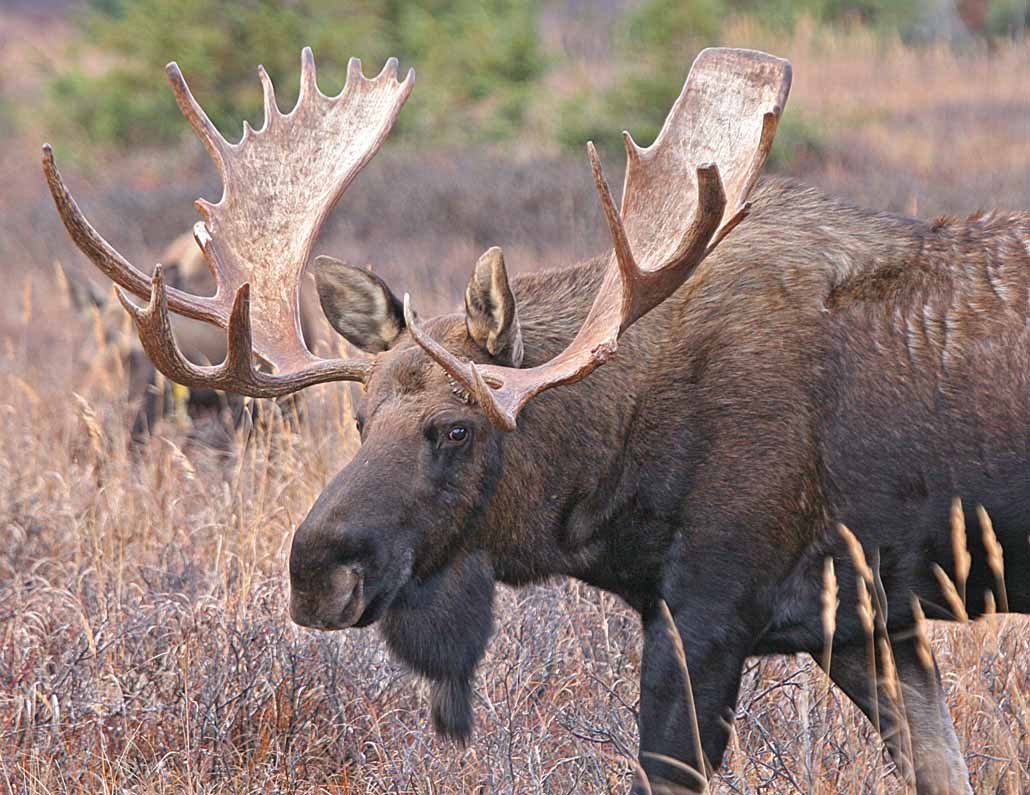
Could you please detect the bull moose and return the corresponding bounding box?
[44,46,1029,794]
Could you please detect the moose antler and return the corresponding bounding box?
[44,48,413,396]
[405,48,791,430]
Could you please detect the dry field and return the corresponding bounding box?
[2,21,1029,795]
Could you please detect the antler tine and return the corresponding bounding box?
[407,48,791,431]
[115,264,246,390]
[584,142,727,331]
[120,266,370,397]
[43,145,153,301]
[42,144,228,326]
[587,142,637,329]
[165,62,230,173]
[346,57,364,85]
[223,285,256,380]
[298,46,319,102]
[258,65,280,129]
[378,57,399,82]
[622,130,643,167]
[403,293,458,382]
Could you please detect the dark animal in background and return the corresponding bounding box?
[62,230,322,439]
[61,236,237,437]
[46,46,1030,795]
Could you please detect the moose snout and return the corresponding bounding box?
[290,462,415,631]
[288,517,379,630]
[289,562,366,630]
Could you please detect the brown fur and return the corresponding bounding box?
[290,176,1030,793]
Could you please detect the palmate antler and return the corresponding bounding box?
[47,47,790,428]
[404,48,791,430]
[44,48,413,396]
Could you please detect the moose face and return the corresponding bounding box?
[288,250,521,630]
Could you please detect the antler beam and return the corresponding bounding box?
[406,47,792,430]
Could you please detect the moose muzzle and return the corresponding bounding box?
[289,563,366,630]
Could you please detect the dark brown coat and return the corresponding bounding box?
[290,177,1029,794]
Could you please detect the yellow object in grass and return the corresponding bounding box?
[172,381,190,423]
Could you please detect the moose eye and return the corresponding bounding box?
[446,425,469,444]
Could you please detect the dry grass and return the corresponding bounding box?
[774,21,1030,215]
[1,298,1028,793]
[2,19,1029,795]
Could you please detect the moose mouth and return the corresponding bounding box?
[351,587,397,627]
[290,580,383,630]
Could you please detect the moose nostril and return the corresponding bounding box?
[289,563,366,631]
[332,563,363,601]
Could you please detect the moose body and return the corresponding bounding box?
[294,177,1030,794]
[47,47,1029,794]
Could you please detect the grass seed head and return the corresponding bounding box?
[949,497,971,596]
[838,523,873,584]
[932,563,969,623]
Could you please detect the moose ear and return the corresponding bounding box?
[313,256,405,353]
[464,247,524,367]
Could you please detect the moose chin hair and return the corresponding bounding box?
[430,676,474,743]
[379,553,495,742]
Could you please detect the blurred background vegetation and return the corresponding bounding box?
[36,0,1030,157]
[4,0,1030,294]
[49,0,547,146]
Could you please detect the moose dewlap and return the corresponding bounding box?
[46,46,1029,795]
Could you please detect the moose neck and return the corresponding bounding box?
[470,254,663,598]
[469,175,937,603]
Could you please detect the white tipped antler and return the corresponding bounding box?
[45,48,414,395]
[406,48,791,430]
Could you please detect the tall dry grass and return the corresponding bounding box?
[2,21,1029,795]
[2,299,1027,794]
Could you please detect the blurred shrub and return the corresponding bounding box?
[50,0,545,147]
[557,0,727,157]
[555,0,927,164]
[394,0,545,141]
[0,85,12,140]
[766,108,826,170]
[732,0,924,31]
[983,0,1030,37]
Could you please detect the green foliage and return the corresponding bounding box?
[49,0,940,160]
[622,0,727,52]
[555,0,908,163]
[51,0,545,147]
[392,0,545,141]
[984,0,1030,38]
